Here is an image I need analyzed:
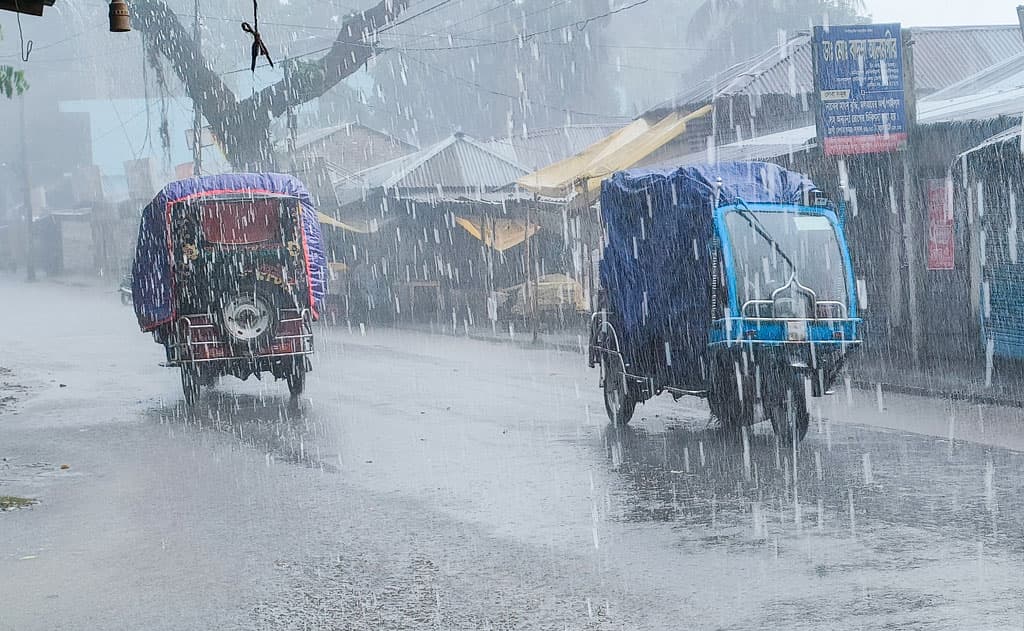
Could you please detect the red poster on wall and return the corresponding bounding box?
[926,178,954,270]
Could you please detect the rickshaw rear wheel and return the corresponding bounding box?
[180,366,201,407]
[767,373,810,444]
[709,396,747,432]
[286,360,306,398]
[602,352,635,426]
[708,360,753,431]
[199,369,219,388]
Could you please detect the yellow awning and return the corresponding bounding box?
[517,104,713,201]
[454,216,539,252]
[317,212,378,234]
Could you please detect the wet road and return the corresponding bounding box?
[1,277,1023,630]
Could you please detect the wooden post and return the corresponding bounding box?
[480,207,492,331]
[526,201,538,344]
[902,28,922,368]
[20,94,35,282]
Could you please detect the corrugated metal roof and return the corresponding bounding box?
[957,125,1022,160]
[335,133,530,205]
[289,123,356,150]
[650,33,813,115]
[655,77,1024,166]
[483,125,624,170]
[912,26,1024,95]
[281,122,418,153]
[650,25,1024,115]
[927,51,1024,101]
[918,87,1024,124]
[662,125,817,166]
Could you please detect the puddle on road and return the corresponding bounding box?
[584,415,1024,559]
[146,392,341,474]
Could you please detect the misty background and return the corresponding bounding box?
[0,0,1019,208]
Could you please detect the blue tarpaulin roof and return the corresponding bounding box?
[599,161,815,384]
[131,173,326,332]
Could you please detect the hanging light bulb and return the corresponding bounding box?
[109,0,131,33]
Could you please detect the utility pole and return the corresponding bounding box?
[20,92,35,282]
[191,0,202,176]
[901,29,922,369]
[525,201,538,344]
[1017,6,1024,43]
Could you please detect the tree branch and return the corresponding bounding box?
[246,0,410,119]
[130,0,236,122]
[127,0,410,171]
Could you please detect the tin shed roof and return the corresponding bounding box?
[483,125,625,170]
[335,132,531,206]
[363,132,529,191]
[650,24,1024,115]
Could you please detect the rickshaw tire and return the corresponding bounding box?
[286,360,306,398]
[709,397,746,431]
[769,376,810,445]
[200,370,219,388]
[181,366,201,407]
[218,281,284,350]
[602,353,635,426]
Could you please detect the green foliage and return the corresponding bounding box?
[0,495,36,510]
[0,65,28,98]
[0,26,28,98]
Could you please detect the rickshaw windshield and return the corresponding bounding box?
[723,209,848,309]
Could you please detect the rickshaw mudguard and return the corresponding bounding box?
[131,173,327,333]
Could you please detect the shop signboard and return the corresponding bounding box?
[926,178,954,270]
[813,23,909,156]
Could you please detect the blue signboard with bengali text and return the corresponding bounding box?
[813,23,908,156]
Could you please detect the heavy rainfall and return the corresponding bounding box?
[1,0,1023,629]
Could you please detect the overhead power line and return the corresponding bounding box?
[218,0,457,76]
[378,0,460,33]
[394,0,520,48]
[221,0,658,75]
[386,0,655,51]
[402,54,631,121]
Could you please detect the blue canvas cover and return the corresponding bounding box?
[599,161,815,384]
[132,173,327,332]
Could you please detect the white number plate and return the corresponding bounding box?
[787,320,808,342]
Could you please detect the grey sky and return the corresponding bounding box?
[862,0,1018,26]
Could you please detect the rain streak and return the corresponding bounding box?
[1,1,1023,630]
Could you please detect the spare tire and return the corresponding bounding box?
[219,284,278,348]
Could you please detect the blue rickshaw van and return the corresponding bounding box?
[588,161,861,443]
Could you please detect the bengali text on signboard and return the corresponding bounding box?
[813,23,908,156]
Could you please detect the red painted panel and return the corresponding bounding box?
[201,198,281,245]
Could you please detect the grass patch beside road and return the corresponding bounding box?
[0,496,36,510]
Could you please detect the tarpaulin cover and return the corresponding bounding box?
[132,173,327,332]
[599,161,815,385]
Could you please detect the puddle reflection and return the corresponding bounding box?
[147,390,338,472]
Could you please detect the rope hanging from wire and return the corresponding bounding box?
[14,0,34,62]
[241,0,273,72]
